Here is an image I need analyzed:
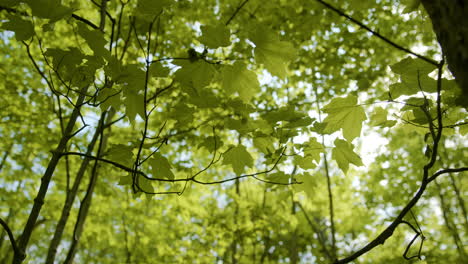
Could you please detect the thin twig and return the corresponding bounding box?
[314,0,438,66]
[225,0,251,25]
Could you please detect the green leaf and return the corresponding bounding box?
[292,173,316,197]
[253,136,276,154]
[294,155,316,169]
[97,87,122,111]
[250,26,296,79]
[168,103,195,125]
[222,62,260,102]
[137,175,154,193]
[175,60,216,90]
[107,144,134,167]
[389,57,438,98]
[44,47,84,71]
[262,105,306,124]
[322,95,367,142]
[136,0,173,16]
[1,15,34,41]
[370,107,397,128]
[24,0,74,21]
[332,139,363,173]
[222,145,253,175]
[267,171,290,184]
[390,57,436,76]
[149,153,174,180]
[149,62,170,78]
[124,91,145,122]
[303,137,324,163]
[198,136,223,152]
[77,23,109,58]
[200,23,230,48]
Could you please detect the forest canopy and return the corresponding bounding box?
[0,0,467,263]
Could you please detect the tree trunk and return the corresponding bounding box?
[64,109,113,263]
[45,113,105,264]
[13,87,88,264]
[421,0,468,105]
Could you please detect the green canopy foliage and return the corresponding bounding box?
[0,0,466,263]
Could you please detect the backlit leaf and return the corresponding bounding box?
[222,62,259,102]
[200,23,230,48]
[222,145,253,175]
[250,26,296,79]
[322,95,367,142]
[332,139,363,174]
[149,153,174,180]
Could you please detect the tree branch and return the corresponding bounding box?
[314,0,439,66]
[0,218,24,260]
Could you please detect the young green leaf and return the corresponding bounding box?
[77,23,109,58]
[200,23,230,49]
[24,0,74,21]
[149,62,170,78]
[136,0,173,16]
[322,95,367,142]
[124,92,145,122]
[222,62,260,102]
[175,60,216,90]
[222,145,253,175]
[303,137,324,163]
[250,26,296,79]
[332,139,363,174]
[389,57,438,98]
[1,15,34,41]
[137,175,154,193]
[370,107,397,128]
[107,144,134,167]
[149,153,174,180]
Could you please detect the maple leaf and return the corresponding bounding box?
[1,14,34,41]
[222,145,253,175]
[370,107,397,128]
[322,95,367,142]
[389,57,438,98]
[123,91,145,122]
[222,62,260,102]
[200,23,230,49]
[250,26,296,79]
[77,24,109,58]
[24,0,74,21]
[107,144,134,167]
[175,60,216,90]
[149,153,174,180]
[332,139,363,173]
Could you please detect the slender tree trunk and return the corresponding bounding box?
[64,109,113,263]
[13,86,88,264]
[45,112,105,264]
[421,0,468,104]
